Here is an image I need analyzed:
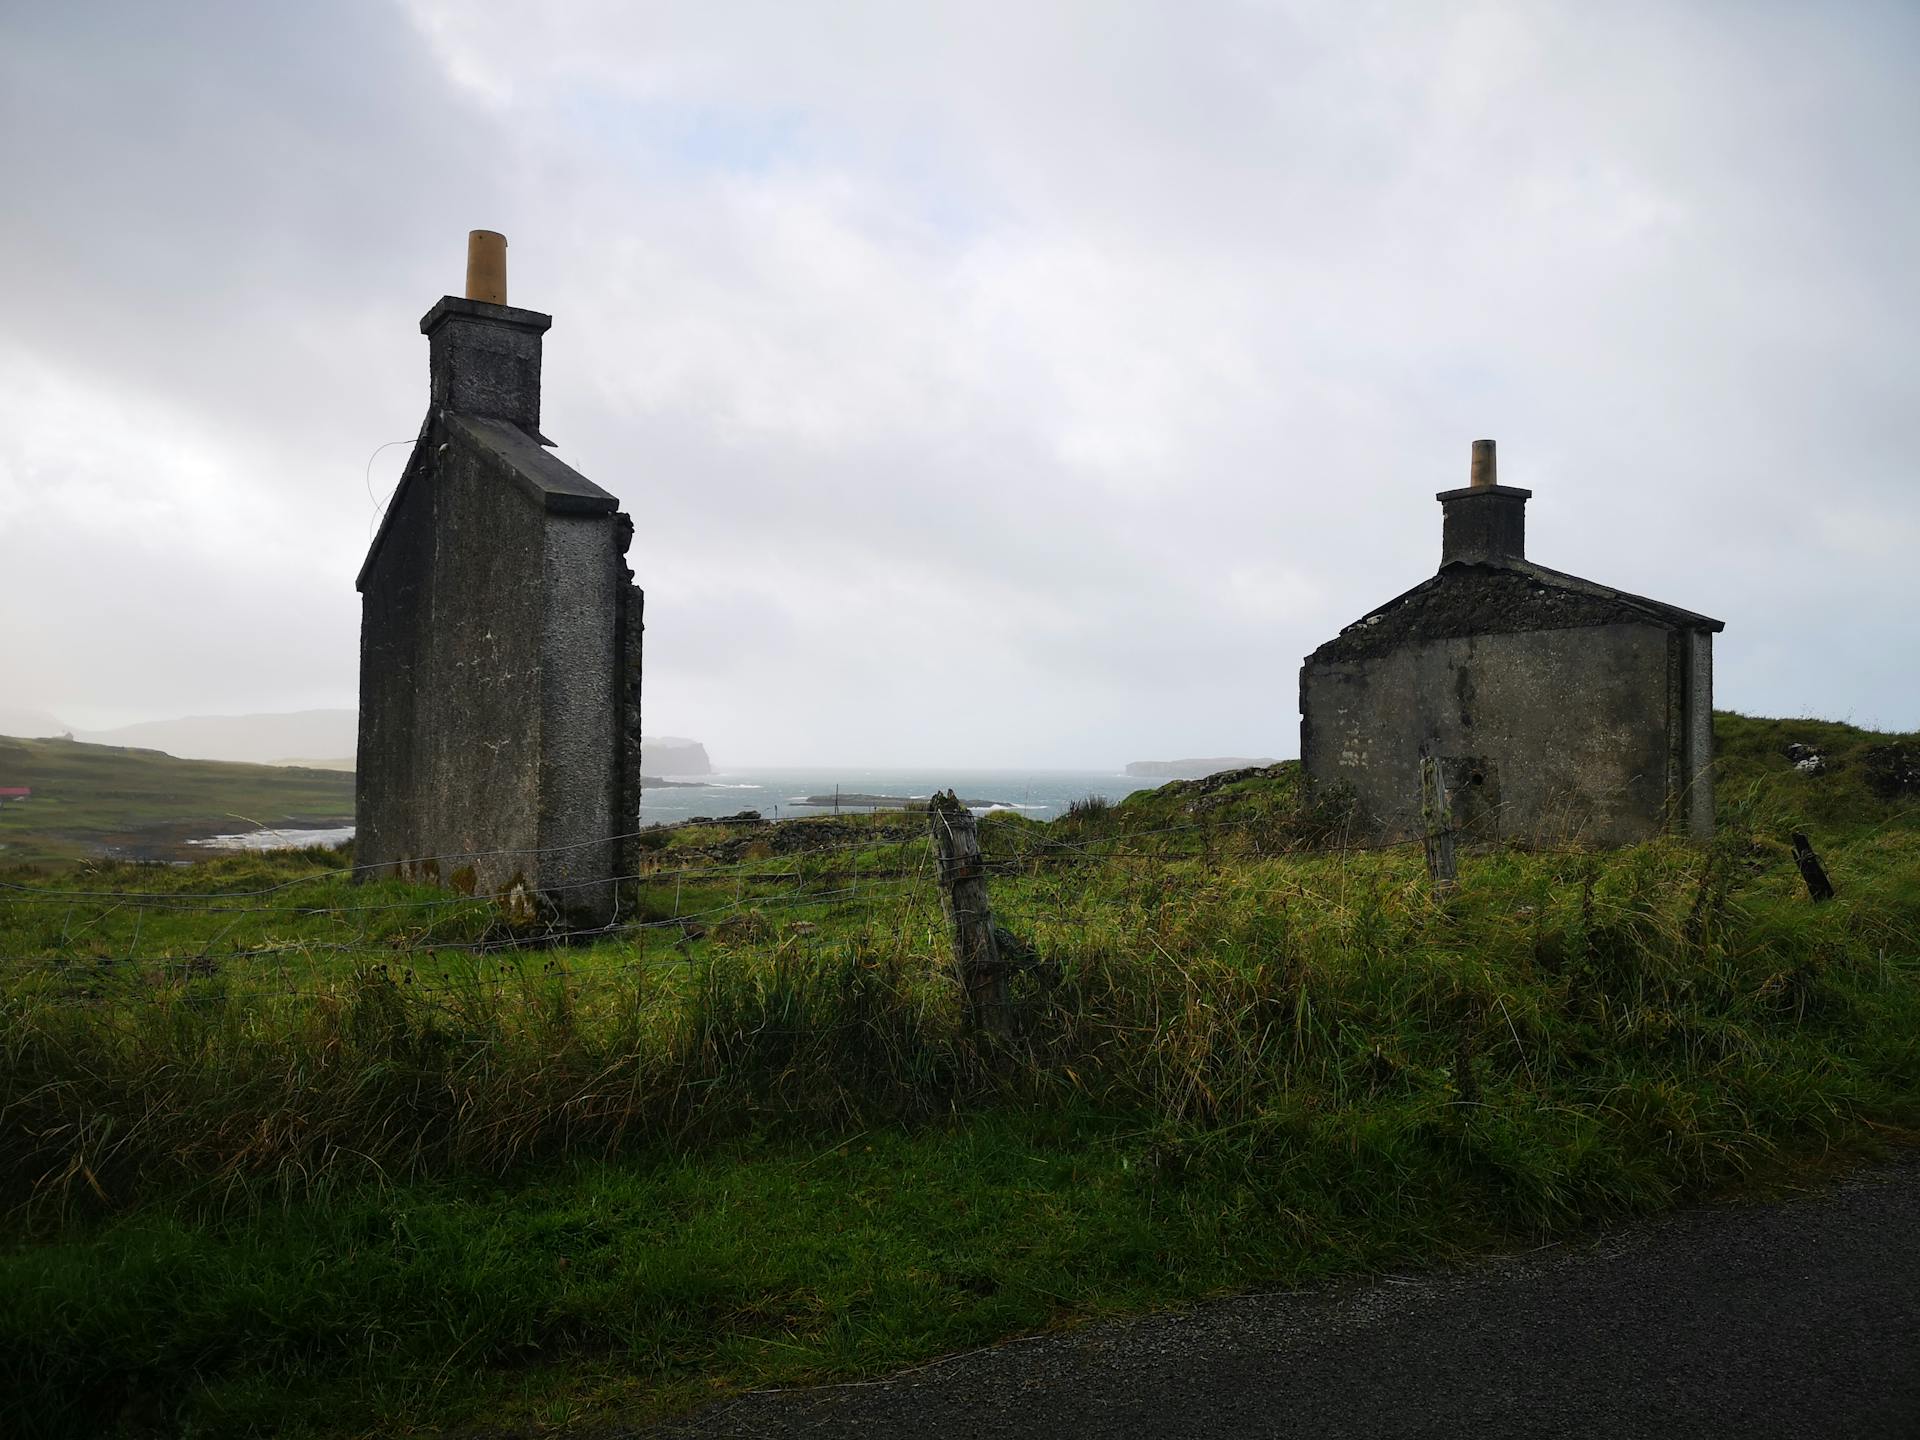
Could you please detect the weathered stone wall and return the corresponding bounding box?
[533,508,621,918]
[354,433,435,875]
[357,412,638,923]
[1682,630,1714,838]
[614,566,644,886]
[1300,622,1680,847]
[358,416,557,903]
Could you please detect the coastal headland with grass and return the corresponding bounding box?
[2,712,1918,1437]
[0,734,356,866]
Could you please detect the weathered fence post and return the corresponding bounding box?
[1791,831,1836,902]
[1419,748,1458,895]
[928,790,1011,1035]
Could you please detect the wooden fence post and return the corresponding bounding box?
[1420,748,1458,895]
[928,790,1011,1035]
[1791,831,1835,902]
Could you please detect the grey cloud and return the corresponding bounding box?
[2,1,1916,756]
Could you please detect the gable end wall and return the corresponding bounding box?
[356,416,633,921]
[1300,622,1683,847]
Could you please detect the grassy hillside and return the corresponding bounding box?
[0,711,1916,1437]
[1077,710,1920,844]
[0,735,355,866]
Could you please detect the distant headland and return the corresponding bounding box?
[642,737,712,776]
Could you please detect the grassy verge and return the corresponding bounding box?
[2,713,1918,1436]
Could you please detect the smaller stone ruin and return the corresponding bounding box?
[1299,440,1723,846]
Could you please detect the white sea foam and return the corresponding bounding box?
[189,826,355,852]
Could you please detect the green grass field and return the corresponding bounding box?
[2,713,1917,1437]
[0,734,354,866]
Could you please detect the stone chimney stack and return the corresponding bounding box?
[420,229,550,434]
[1438,437,1530,567]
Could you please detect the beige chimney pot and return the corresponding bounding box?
[1469,438,1497,489]
[465,230,508,305]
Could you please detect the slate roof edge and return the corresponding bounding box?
[1501,559,1725,633]
[355,411,617,593]
[355,409,435,593]
[1303,559,1725,663]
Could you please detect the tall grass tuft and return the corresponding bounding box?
[6,823,1918,1231]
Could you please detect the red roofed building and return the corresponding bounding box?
[0,788,30,803]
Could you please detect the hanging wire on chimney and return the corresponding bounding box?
[363,436,419,537]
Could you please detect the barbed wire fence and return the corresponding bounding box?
[0,787,1663,1016]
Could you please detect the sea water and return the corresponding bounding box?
[638,766,1167,826]
[191,768,1172,852]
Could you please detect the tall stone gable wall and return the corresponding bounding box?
[357,419,546,889]
[1300,622,1689,847]
[356,296,640,925]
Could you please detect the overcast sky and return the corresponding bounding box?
[1,1,1914,766]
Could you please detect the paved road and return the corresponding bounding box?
[642,1155,1920,1438]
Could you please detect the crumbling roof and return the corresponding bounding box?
[355,412,618,592]
[1308,559,1724,665]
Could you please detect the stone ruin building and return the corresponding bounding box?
[355,232,642,924]
[1299,441,1723,846]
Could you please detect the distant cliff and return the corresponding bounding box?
[644,737,713,776]
[1125,756,1277,780]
